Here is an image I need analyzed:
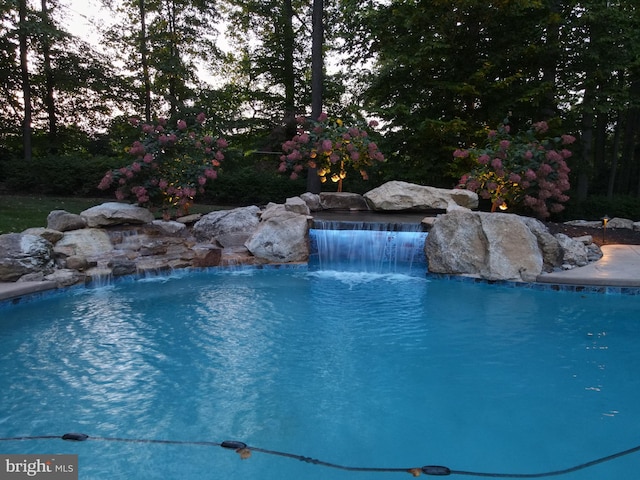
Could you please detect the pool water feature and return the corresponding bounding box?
[2,269,640,479]
[309,219,428,274]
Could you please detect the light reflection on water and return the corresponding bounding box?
[0,269,639,479]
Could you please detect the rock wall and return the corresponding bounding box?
[1,181,627,289]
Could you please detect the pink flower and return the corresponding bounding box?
[142,124,154,134]
[508,173,521,183]
[453,149,469,158]
[196,112,206,124]
[215,151,224,161]
[350,151,360,162]
[525,169,537,181]
[198,176,206,186]
[278,162,287,173]
[561,134,576,145]
[290,172,299,180]
[299,133,310,144]
[131,162,141,172]
[560,149,572,158]
[115,190,126,200]
[318,112,328,122]
[478,154,490,165]
[321,139,333,153]
[128,117,140,126]
[159,179,168,189]
[499,140,510,150]
[205,168,217,179]
[217,138,228,148]
[491,158,503,170]
[546,150,562,163]
[143,153,153,163]
[177,120,187,131]
[368,120,379,127]
[129,141,145,156]
[538,163,553,176]
[533,121,549,133]
[523,150,533,160]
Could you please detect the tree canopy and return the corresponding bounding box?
[2,0,640,208]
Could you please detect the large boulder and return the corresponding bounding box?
[81,202,154,227]
[364,181,479,211]
[320,192,369,210]
[425,211,543,282]
[555,233,590,268]
[0,233,54,281]
[192,206,261,242]
[245,211,311,262]
[520,216,563,272]
[53,229,114,258]
[47,210,87,231]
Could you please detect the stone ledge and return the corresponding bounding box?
[0,281,58,302]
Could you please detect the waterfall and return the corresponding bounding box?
[309,218,428,275]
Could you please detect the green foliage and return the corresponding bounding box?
[563,195,640,222]
[1,155,126,197]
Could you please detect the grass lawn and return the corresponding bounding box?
[0,195,223,234]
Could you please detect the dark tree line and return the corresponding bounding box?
[2,0,640,204]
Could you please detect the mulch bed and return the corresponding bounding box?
[545,222,640,247]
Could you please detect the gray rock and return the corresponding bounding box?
[425,211,543,282]
[520,216,563,272]
[320,192,369,210]
[300,192,322,211]
[192,206,261,241]
[285,196,311,215]
[607,217,634,229]
[364,181,478,211]
[555,233,590,268]
[22,227,64,244]
[108,258,137,277]
[81,202,154,227]
[245,211,310,262]
[45,269,86,287]
[0,233,54,282]
[152,219,187,235]
[65,255,89,271]
[54,229,114,258]
[47,210,87,231]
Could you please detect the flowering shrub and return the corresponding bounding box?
[455,120,575,218]
[279,113,385,191]
[98,113,227,218]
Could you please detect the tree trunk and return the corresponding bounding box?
[19,0,32,162]
[307,0,324,194]
[139,0,151,122]
[607,112,621,199]
[41,0,58,154]
[311,0,323,120]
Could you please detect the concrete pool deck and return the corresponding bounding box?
[1,244,639,302]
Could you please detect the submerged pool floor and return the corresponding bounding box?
[1,269,640,479]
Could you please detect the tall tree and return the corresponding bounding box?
[103,0,221,119]
[18,0,32,162]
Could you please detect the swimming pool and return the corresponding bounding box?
[1,267,640,479]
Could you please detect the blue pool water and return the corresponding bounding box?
[1,267,640,479]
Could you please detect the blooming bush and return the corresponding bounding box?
[279,113,385,191]
[455,120,575,218]
[98,113,227,218]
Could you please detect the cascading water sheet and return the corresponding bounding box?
[309,228,428,274]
